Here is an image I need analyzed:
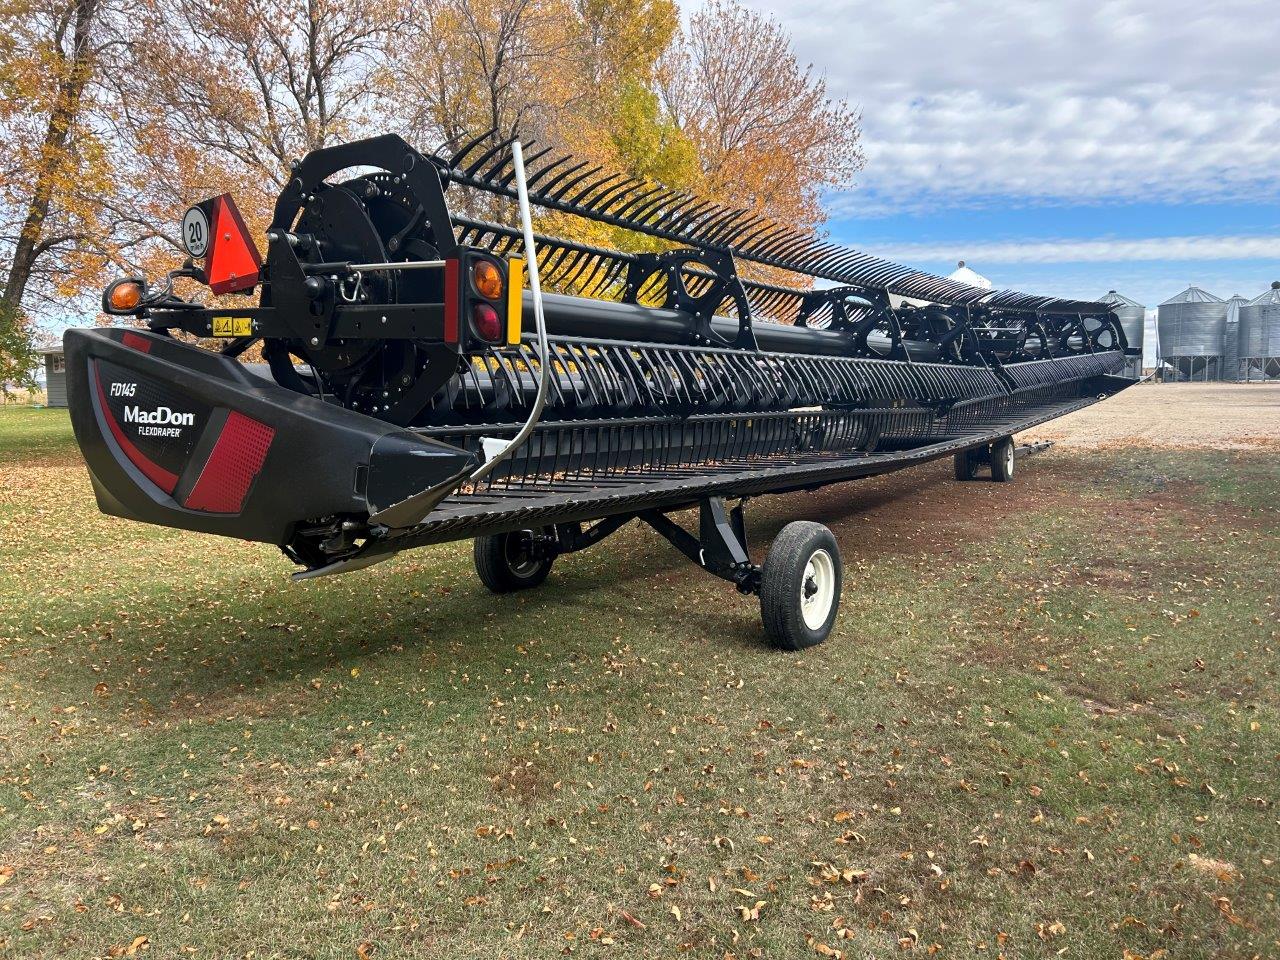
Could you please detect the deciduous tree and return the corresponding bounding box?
[0,0,863,369]
[661,0,863,234]
[0,0,118,384]
[118,0,407,258]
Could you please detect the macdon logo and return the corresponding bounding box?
[122,405,195,427]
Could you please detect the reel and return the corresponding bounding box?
[267,171,455,418]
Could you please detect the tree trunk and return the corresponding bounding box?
[1,0,101,312]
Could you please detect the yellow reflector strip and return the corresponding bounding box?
[506,257,525,345]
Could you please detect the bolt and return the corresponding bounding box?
[310,337,320,346]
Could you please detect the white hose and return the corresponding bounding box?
[468,140,551,483]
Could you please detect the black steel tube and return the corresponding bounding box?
[518,290,938,360]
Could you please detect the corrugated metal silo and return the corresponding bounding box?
[1223,294,1248,381]
[1157,286,1227,381]
[1238,282,1280,381]
[1100,290,1145,377]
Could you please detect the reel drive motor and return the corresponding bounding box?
[66,132,1137,648]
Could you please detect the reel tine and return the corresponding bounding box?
[547,164,605,202]
[697,205,750,246]
[612,183,667,220]
[662,196,717,234]
[562,252,600,289]
[736,218,786,251]
[568,171,627,208]
[720,213,769,248]
[594,178,645,214]
[433,130,468,160]
[535,159,593,197]
[543,246,578,279]
[437,129,1118,312]
[497,143,550,187]
[463,135,518,179]
[597,258,630,296]
[751,224,803,260]
[523,153,575,191]
[627,186,683,225]
[447,127,498,168]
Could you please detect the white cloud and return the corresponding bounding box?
[725,0,1280,210]
[868,234,1280,265]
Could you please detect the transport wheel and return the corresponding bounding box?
[990,437,1015,482]
[953,449,978,481]
[474,528,555,593]
[760,521,843,651]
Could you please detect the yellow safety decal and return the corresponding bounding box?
[507,257,524,346]
[211,316,253,338]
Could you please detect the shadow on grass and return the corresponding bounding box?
[76,462,1037,716]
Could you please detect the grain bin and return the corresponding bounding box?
[1223,294,1249,381]
[1157,286,1226,381]
[1100,290,1145,377]
[1238,282,1280,381]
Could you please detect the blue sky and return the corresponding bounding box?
[715,0,1280,312]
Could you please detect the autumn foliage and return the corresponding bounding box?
[0,0,862,380]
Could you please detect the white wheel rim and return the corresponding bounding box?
[800,548,836,631]
[1004,444,1014,476]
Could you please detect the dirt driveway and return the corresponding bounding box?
[1025,381,1280,449]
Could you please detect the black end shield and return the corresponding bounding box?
[64,327,478,546]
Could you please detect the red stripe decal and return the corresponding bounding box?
[92,362,178,494]
[444,258,459,344]
[121,332,152,353]
[183,410,275,514]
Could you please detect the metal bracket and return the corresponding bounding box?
[640,497,760,593]
[553,513,635,554]
[624,249,756,349]
[796,285,882,332]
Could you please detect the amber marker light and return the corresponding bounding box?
[104,279,144,313]
[471,258,504,300]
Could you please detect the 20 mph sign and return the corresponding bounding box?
[181,205,210,259]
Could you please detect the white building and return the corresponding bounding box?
[39,347,67,407]
[946,260,993,290]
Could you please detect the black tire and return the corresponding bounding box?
[990,436,1015,483]
[473,528,555,593]
[953,449,978,481]
[760,521,842,651]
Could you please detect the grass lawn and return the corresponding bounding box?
[0,405,1277,958]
